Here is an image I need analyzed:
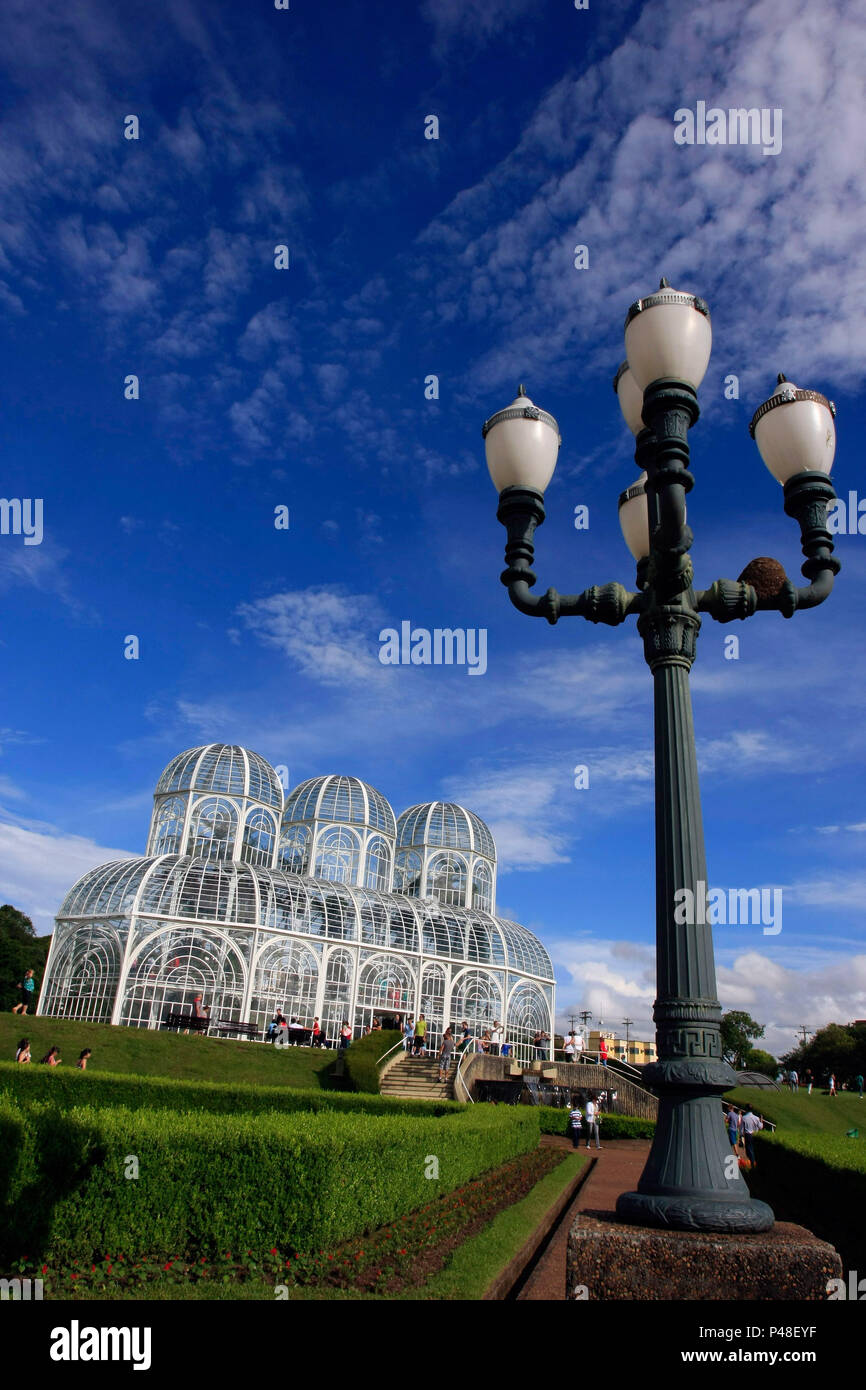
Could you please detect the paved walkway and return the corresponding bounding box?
[517,1137,651,1300]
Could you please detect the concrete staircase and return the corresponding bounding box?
[380,1054,454,1102]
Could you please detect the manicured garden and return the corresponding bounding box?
[0,1058,592,1299]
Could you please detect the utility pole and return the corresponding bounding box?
[622,1016,634,1060]
[797,1025,812,1049]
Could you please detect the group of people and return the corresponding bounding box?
[266,1012,330,1047]
[15,1039,91,1068]
[775,1067,864,1097]
[726,1104,764,1164]
[566,1094,605,1149]
[400,1016,514,1076]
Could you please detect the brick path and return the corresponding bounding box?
[516,1136,651,1300]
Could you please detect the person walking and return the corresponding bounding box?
[805,1068,814,1095]
[584,1094,601,1149]
[339,1021,352,1049]
[438,1027,455,1084]
[15,1038,30,1064]
[726,1106,741,1151]
[856,1072,864,1100]
[599,1036,608,1067]
[567,1102,583,1149]
[490,1020,503,1057]
[564,1032,576,1063]
[12,968,36,1015]
[40,1046,61,1066]
[413,1013,427,1056]
[829,1072,837,1097]
[789,1068,798,1093]
[740,1106,763,1165]
[403,1016,414,1052]
[311,1016,322,1047]
[76,1048,92,1070]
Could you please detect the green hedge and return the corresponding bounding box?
[343,1030,403,1093]
[534,1105,656,1140]
[749,1130,866,1270]
[0,1060,460,1119]
[0,1096,540,1264]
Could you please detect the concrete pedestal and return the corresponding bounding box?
[567,1211,841,1300]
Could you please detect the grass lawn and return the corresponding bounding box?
[0,1014,334,1088]
[725,1085,866,1139]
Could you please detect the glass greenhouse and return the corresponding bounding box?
[38,746,555,1058]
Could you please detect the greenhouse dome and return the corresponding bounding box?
[395,801,497,914]
[39,749,554,1059]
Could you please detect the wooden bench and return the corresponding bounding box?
[209,1020,261,1041]
[163,1012,209,1033]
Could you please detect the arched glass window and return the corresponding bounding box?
[187,798,238,861]
[278,825,310,875]
[322,948,354,1044]
[314,826,360,884]
[241,808,277,867]
[249,938,319,1031]
[394,850,422,897]
[471,862,493,913]
[364,836,392,891]
[427,852,468,908]
[507,982,551,1063]
[450,969,502,1036]
[151,797,186,857]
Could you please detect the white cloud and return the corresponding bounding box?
[0,814,136,935]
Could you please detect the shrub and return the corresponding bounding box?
[0,1096,540,1264]
[533,1105,656,1140]
[0,1060,460,1119]
[749,1129,866,1270]
[343,1030,403,1093]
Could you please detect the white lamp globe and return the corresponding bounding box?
[618,472,651,561]
[749,375,836,484]
[624,278,712,392]
[482,385,561,493]
[613,361,645,436]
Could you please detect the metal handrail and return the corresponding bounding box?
[376,1038,408,1068]
[454,1048,474,1104]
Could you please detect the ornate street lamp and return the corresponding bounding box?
[482,279,839,1233]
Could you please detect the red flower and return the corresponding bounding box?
[41,1265,48,1275]
[270,1248,278,1256]
[399,1249,407,1255]
[163,1263,172,1271]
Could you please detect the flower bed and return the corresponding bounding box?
[12,1148,565,1299]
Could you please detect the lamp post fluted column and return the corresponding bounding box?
[482,279,840,1235]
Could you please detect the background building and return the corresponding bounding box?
[588,1028,657,1066]
[38,745,556,1058]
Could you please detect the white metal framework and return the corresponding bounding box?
[39,746,555,1061]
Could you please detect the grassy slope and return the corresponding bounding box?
[0,1014,333,1088]
[725,1086,866,1139]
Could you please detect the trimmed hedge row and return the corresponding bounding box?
[750,1131,866,1270]
[0,1096,540,1264]
[0,1060,461,1119]
[343,1029,403,1093]
[534,1105,656,1140]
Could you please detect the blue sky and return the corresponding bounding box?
[1,0,864,1057]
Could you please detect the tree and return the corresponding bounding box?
[720,1010,765,1069]
[743,1048,777,1078]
